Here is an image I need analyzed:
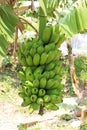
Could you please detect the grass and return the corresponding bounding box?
[80,124,87,130]
[0,68,20,100]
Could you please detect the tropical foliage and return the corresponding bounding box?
[0,4,18,56]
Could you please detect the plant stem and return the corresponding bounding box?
[39,0,47,39]
[38,104,44,115]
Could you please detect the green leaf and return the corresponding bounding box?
[0,4,18,56]
[59,1,87,38]
[0,35,8,56]
[0,4,18,27]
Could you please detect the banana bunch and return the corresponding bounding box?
[18,59,63,114]
[42,24,60,44]
[17,39,62,67]
[18,68,63,113]
[17,25,64,114]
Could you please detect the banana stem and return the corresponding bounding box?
[38,104,44,115]
[39,0,47,39]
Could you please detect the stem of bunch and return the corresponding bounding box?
[38,104,44,115]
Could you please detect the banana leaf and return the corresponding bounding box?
[0,4,18,56]
[59,1,87,38]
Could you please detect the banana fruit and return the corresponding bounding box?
[17,29,64,114]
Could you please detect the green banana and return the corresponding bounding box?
[42,71,50,79]
[40,52,48,65]
[54,65,62,75]
[49,70,55,79]
[49,25,60,43]
[47,89,59,95]
[40,77,47,88]
[21,97,31,107]
[55,50,61,60]
[43,95,51,103]
[46,62,55,71]
[30,47,37,57]
[25,81,33,87]
[49,25,55,42]
[24,87,32,96]
[34,66,44,79]
[55,33,66,48]
[33,53,40,66]
[37,98,44,105]
[20,57,27,66]
[42,25,52,44]
[25,67,32,74]
[33,79,39,88]
[18,71,25,80]
[26,55,33,66]
[26,41,32,50]
[18,92,27,98]
[25,67,34,82]
[37,46,44,55]
[47,79,61,90]
[38,89,46,96]
[50,80,59,89]
[45,43,56,53]
[34,66,44,75]
[28,103,40,114]
[30,95,37,102]
[46,51,55,64]
[46,79,55,89]
[20,43,26,54]
[45,102,59,110]
[37,39,43,46]
[34,73,42,80]
[50,94,62,104]
[26,75,34,82]
[32,88,38,94]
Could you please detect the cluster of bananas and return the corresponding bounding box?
[17,24,64,114]
[41,24,65,46]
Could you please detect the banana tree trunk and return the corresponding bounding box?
[67,39,80,96]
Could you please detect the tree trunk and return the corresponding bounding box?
[67,39,80,97]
